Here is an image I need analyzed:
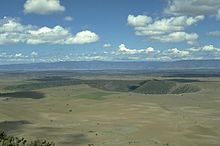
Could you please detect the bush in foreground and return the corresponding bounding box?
[0,131,55,146]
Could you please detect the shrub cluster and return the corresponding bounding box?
[0,131,55,146]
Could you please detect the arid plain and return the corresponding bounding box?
[0,72,220,146]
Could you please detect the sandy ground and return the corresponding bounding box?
[0,75,220,146]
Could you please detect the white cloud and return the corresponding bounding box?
[146,47,155,53]
[0,17,99,45]
[128,15,203,44]
[15,53,25,58]
[118,44,143,54]
[166,48,190,57]
[202,45,220,51]
[64,16,74,21]
[118,44,155,54]
[158,45,220,60]
[31,51,38,58]
[103,43,111,48]
[2,44,220,63]
[130,15,203,34]
[0,52,39,64]
[150,32,198,45]
[0,52,37,63]
[66,30,100,44]
[0,18,26,32]
[27,26,69,44]
[127,15,152,26]
[24,0,65,15]
[188,45,220,52]
[207,31,220,36]
[164,0,220,19]
[0,17,31,44]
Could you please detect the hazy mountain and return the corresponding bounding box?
[0,60,220,71]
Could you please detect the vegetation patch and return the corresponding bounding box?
[4,79,83,91]
[0,91,44,99]
[89,80,141,92]
[30,76,70,82]
[166,78,201,83]
[170,84,201,94]
[89,79,201,95]
[134,80,176,94]
[0,131,55,146]
[4,76,201,95]
[0,121,31,133]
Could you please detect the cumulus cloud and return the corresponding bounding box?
[117,45,220,60]
[0,17,99,45]
[27,26,69,44]
[24,0,65,15]
[166,48,190,57]
[0,17,31,44]
[103,43,111,48]
[118,44,143,54]
[145,47,155,53]
[2,44,220,63]
[127,15,152,26]
[188,45,220,52]
[150,32,198,45]
[128,15,203,44]
[66,30,99,44]
[128,15,204,34]
[64,16,74,21]
[118,44,155,54]
[164,0,220,19]
[157,45,220,60]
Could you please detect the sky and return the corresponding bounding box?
[0,0,220,64]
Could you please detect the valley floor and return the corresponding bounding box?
[0,72,220,146]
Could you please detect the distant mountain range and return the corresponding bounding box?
[0,60,220,71]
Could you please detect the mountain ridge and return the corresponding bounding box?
[1,60,220,71]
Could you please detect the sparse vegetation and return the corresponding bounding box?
[133,80,176,94]
[4,77,201,95]
[88,79,201,94]
[0,131,55,146]
[4,79,83,91]
[171,84,201,94]
[0,71,219,146]
[0,91,44,99]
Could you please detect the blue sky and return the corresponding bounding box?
[0,0,220,64]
